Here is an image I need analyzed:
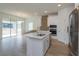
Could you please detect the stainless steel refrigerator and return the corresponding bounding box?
[69,8,79,56]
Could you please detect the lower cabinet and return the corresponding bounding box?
[43,36,49,55]
[26,35,50,56]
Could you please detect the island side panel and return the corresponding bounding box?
[26,37,44,56]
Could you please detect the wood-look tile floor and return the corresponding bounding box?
[0,36,26,56]
[0,36,70,56]
[46,39,70,56]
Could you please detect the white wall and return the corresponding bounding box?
[48,6,74,44]
[48,15,58,39]
[48,15,58,26]
[24,16,41,32]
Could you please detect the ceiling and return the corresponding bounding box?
[0,3,74,18]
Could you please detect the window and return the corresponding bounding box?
[2,23,13,28]
[28,22,33,31]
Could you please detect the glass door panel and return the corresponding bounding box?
[10,17,17,37]
[2,17,10,38]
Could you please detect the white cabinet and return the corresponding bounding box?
[26,35,50,56]
[43,36,49,55]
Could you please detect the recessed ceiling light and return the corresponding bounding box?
[58,4,62,7]
[44,11,48,13]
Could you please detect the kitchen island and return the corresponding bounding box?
[24,31,51,56]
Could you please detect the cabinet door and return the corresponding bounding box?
[43,36,49,55]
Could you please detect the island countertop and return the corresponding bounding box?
[24,31,51,40]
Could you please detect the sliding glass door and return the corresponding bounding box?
[2,16,23,38]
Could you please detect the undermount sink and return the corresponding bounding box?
[36,34,45,36]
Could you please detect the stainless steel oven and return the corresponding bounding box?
[49,25,57,36]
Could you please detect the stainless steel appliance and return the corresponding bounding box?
[69,8,79,56]
[49,25,57,36]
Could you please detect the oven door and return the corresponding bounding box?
[50,29,57,35]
